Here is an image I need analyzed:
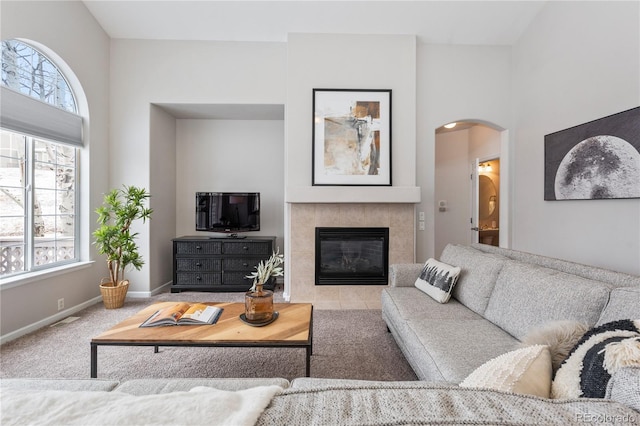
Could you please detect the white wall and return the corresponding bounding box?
[511,1,640,274]
[149,105,177,293]
[175,119,285,249]
[417,44,512,261]
[0,0,110,338]
[110,40,286,292]
[285,33,418,198]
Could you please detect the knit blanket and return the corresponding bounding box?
[1,385,282,426]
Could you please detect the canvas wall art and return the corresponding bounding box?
[544,107,640,200]
[312,89,391,186]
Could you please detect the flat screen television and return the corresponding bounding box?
[196,192,260,234]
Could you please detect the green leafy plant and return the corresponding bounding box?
[245,249,284,291]
[93,186,153,287]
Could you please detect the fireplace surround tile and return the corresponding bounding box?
[288,203,415,307]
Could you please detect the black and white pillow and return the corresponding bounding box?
[552,319,640,399]
[414,258,461,303]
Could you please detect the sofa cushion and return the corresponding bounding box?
[606,366,640,412]
[382,287,481,322]
[472,243,640,288]
[0,378,119,392]
[381,287,486,381]
[404,318,518,383]
[258,384,640,425]
[414,258,461,303]
[114,378,290,395]
[483,261,612,340]
[440,244,508,315]
[552,319,640,399]
[460,345,552,398]
[597,287,640,326]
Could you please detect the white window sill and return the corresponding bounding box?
[0,261,94,290]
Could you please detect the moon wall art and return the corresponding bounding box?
[544,107,640,200]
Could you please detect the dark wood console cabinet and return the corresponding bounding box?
[172,236,277,292]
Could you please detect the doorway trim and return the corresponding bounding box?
[434,121,510,253]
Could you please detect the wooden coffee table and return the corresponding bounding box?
[90,302,313,378]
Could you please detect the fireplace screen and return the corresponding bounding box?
[315,227,389,285]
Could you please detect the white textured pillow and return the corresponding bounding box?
[414,258,461,303]
[460,345,552,398]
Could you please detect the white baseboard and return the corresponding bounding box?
[0,281,173,345]
[126,281,172,298]
[0,296,102,345]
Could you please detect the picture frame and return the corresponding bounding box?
[544,106,640,200]
[312,89,392,186]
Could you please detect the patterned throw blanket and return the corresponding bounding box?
[1,385,282,426]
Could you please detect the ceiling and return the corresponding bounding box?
[82,1,546,120]
[82,1,547,45]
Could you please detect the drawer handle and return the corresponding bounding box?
[242,246,248,250]
[196,262,202,267]
[196,245,202,250]
[243,263,249,267]
[196,275,202,281]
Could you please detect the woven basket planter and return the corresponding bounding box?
[99,279,129,309]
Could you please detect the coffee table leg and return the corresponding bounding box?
[305,346,311,377]
[90,343,97,378]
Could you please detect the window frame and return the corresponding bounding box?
[1,39,83,281]
[0,130,80,278]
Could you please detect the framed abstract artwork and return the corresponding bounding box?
[312,89,392,186]
[544,107,640,200]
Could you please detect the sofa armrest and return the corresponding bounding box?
[389,263,423,287]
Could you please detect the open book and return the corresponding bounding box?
[140,303,223,327]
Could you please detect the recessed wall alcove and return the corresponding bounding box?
[157,102,287,254]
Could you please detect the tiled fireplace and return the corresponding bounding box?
[288,203,415,309]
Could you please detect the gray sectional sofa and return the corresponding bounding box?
[2,374,639,424]
[2,243,639,424]
[382,243,640,383]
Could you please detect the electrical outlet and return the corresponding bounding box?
[57,298,64,311]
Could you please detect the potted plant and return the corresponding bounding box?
[93,186,152,309]
[244,249,284,323]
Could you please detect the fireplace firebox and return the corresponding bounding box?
[315,227,389,285]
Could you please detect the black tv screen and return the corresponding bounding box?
[196,192,260,233]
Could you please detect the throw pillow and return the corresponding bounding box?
[459,345,552,398]
[518,320,589,373]
[605,366,640,412]
[552,319,640,399]
[414,258,461,303]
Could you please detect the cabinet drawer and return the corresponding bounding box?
[174,273,222,286]
[223,271,254,285]
[223,258,259,271]
[175,241,222,255]
[223,241,272,255]
[176,258,221,272]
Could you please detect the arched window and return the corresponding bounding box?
[1,40,82,278]
[2,39,76,112]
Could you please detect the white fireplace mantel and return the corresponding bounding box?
[286,186,421,204]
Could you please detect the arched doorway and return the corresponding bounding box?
[433,120,509,257]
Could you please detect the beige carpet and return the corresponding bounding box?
[0,290,417,382]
